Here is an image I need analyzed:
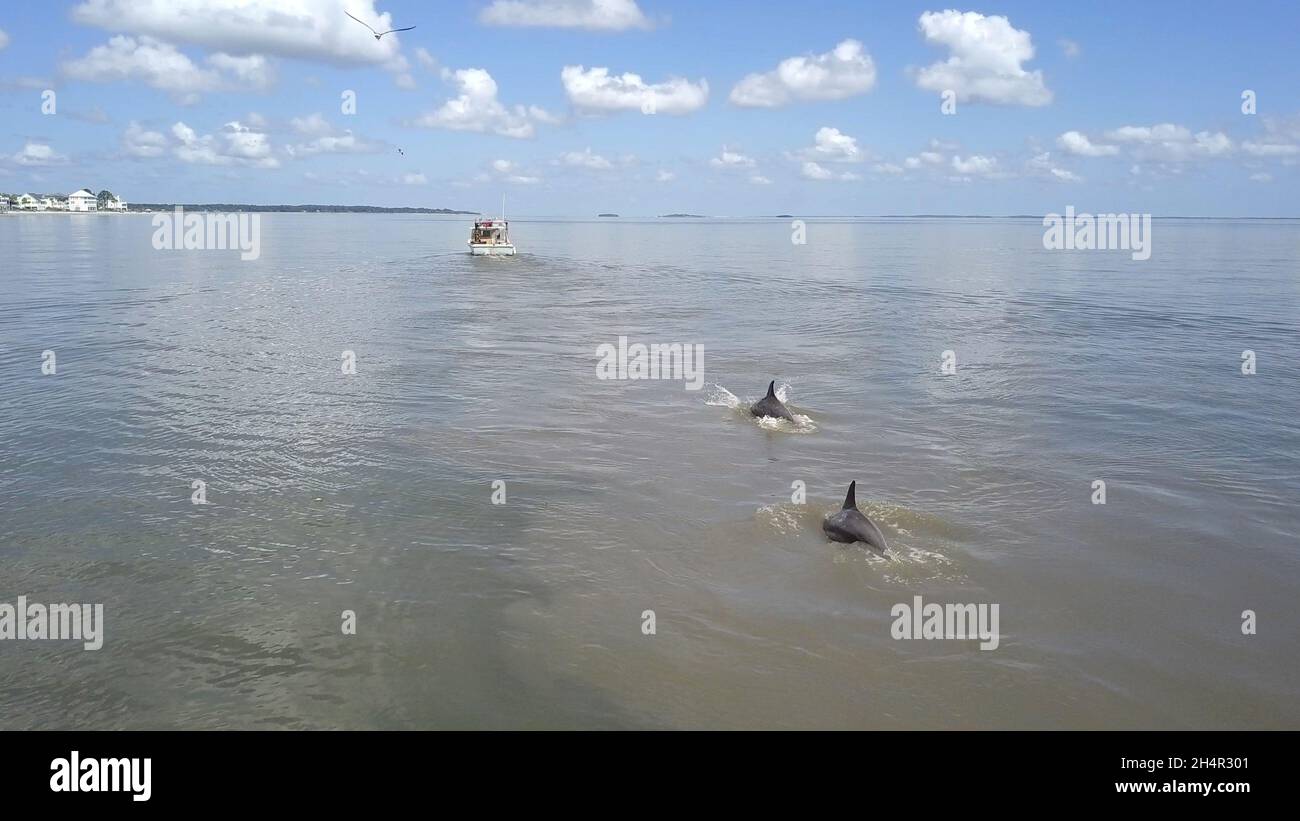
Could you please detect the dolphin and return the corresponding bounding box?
[750,381,795,422]
[822,481,889,551]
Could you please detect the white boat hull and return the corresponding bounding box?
[469,243,516,256]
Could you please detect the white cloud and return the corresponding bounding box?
[1104,123,1233,160]
[61,35,273,101]
[1241,141,1300,157]
[730,39,876,108]
[914,10,1051,106]
[561,65,708,115]
[123,121,169,157]
[1106,123,1191,143]
[0,29,9,51]
[12,142,69,166]
[559,147,614,169]
[402,173,427,185]
[172,120,279,167]
[1057,130,1118,156]
[415,48,437,70]
[655,169,675,182]
[284,113,379,156]
[710,146,755,169]
[290,131,375,156]
[1028,151,1082,182]
[291,112,332,136]
[749,175,772,185]
[412,68,547,139]
[480,0,650,31]
[797,126,864,163]
[904,150,944,169]
[801,161,833,180]
[71,0,410,68]
[950,154,998,176]
[484,159,543,185]
[206,52,274,89]
[1249,172,1272,182]
[1059,39,1081,59]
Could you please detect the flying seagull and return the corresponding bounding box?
[345,11,415,40]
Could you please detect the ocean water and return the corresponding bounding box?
[1,213,1297,729]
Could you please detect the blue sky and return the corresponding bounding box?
[1,0,1298,215]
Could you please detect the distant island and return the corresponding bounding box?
[598,213,619,218]
[126,203,478,214]
[659,213,707,218]
[774,214,795,218]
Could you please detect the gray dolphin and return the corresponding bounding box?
[750,381,795,422]
[822,481,889,551]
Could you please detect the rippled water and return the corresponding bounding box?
[1,213,1297,729]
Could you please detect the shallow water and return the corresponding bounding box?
[1,213,1297,728]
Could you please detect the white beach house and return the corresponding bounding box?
[18,194,44,211]
[97,190,127,211]
[68,189,97,212]
[41,195,67,210]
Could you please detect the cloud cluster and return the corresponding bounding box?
[413,68,554,139]
[914,10,1051,106]
[1057,130,1118,157]
[1058,123,1236,162]
[123,122,169,157]
[71,0,408,66]
[710,146,755,170]
[61,36,273,103]
[480,0,651,31]
[172,120,279,167]
[796,127,864,163]
[12,142,70,167]
[730,40,876,108]
[562,66,708,115]
[69,0,415,87]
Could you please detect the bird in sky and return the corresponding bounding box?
[345,11,416,40]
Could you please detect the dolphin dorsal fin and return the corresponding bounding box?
[842,481,857,510]
[766,380,777,398]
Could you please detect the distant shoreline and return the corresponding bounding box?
[3,210,1295,220]
[125,203,480,214]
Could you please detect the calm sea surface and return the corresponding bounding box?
[1,213,1297,729]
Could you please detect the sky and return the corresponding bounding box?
[1,0,1298,216]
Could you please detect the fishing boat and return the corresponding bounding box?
[468,195,516,256]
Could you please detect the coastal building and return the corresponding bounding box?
[97,190,127,211]
[0,189,128,213]
[68,189,97,212]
